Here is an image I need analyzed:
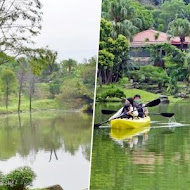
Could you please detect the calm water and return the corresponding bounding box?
[0,111,92,190]
[90,102,190,190]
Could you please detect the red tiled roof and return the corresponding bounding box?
[131,28,190,47]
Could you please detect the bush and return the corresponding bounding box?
[101,88,125,100]
[118,77,129,85]
[2,166,36,190]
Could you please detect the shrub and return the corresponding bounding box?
[101,88,125,100]
[118,77,129,85]
[2,166,36,190]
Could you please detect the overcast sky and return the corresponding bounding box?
[35,0,102,62]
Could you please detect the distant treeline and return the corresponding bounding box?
[0,54,96,111]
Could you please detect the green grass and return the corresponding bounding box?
[96,85,183,103]
[0,98,59,114]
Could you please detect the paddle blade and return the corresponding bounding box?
[145,98,160,107]
[94,124,100,129]
[102,109,117,114]
[160,113,174,117]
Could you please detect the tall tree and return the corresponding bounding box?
[102,0,142,39]
[0,69,18,110]
[0,0,42,61]
[152,0,190,31]
[167,18,190,49]
[98,18,130,85]
[27,71,36,112]
[62,59,77,73]
[17,58,27,113]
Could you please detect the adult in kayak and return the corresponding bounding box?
[133,94,148,118]
[109,98,138,121]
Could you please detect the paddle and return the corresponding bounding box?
[102,110,174,118]
[102,109,117,114]
[94,98,160,129]
[102,110,174,117]
[149,112,174,117]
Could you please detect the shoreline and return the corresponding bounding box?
[0,108,92,116]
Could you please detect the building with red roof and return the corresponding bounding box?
[130,28,190,65]
[131,28,190,47]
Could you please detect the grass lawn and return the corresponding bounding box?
[0,97,59,114]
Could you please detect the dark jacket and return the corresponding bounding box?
[134,102,144,117]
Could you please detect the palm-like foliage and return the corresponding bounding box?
[167,18,190,49]
[102,0,142,40]
[62,59,77,73]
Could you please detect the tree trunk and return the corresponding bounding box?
[29,93,32,112]
[107,69,113,84]
[98,69,102,87]
[180,37,185,50]
[69,65,71,73]
[6,82,9,110]
[104,69,108,84]
[18,71,24,113]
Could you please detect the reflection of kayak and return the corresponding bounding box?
[110,126,150,140]
[110,116,151,129]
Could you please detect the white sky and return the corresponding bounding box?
[35,0,102,62]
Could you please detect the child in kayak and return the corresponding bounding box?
[133,94,148,117]
[109,98,138,120]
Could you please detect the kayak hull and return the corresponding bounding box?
[110,127,150,140]
[110,116,151,129]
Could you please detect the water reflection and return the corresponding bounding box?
[110,127,150,149]
[0,111,92,190]
[90,102,190,190]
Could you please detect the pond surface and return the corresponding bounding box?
[90,102,190,190]
[0,111,92,190]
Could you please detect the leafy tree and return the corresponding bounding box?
[0,0,42,61]
[167,18,190,49]
[26,48,58,76]
[98,19,130,85]
[131,1,154,30]
[17,58,27,113]
[152,0,190,31]
[76,57,97,92]
[98,49,114,85]
[129,65,169,90]
[0,69,18,110]
[36,47,58,74]
[62,59,77,73]
[111,35,130,82]
[102,0,141,39]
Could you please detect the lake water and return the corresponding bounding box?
[90,102,190,190]
[0,111,92,190]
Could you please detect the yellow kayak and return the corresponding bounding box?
[110,127,150,140]
[110,116,151,129]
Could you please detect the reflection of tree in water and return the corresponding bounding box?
[81,144,91,161]
[0,112,92,161]
[0,116,20,160]
[56,113,92,157]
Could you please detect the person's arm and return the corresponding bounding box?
[109,107,123,121]
[143,107,149,116]
[128,106,138,117]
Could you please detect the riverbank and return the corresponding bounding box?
[0,98,92,115]
[0,98,59,115]
[96,85,188,103]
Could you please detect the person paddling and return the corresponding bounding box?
[109,98,138,121]
[121,98,138,119]
[133,94,148,117]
